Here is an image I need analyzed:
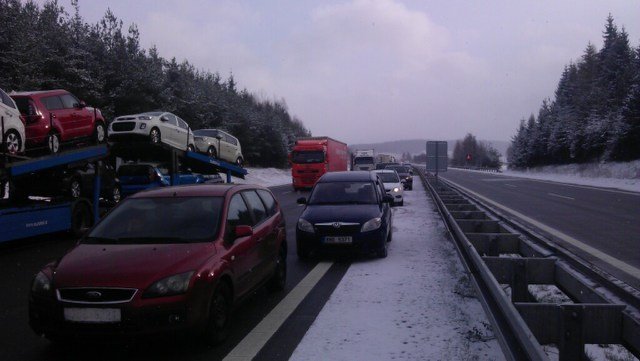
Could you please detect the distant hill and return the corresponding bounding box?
[349,139,510,159]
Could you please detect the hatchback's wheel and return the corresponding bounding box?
[267,247,287,292]
[378,236,389,258]
[203,282,232,345]
[69,178,82,198]
[4,130,22,155]
[94,122,106,144]
[187,144,195,152]
[235,157,243,167]
[47,132,61,154]
[207,146,217,158]
[149,128,161,144]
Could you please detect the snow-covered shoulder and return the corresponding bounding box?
[232,167,291,187]
[290,178,504,360]
[457,160,640,193]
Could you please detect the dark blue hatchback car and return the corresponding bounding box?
[296,171,394,259]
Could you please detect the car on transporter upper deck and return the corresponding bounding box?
[10,89,106,154]
[296,171,394,259]
[108,111,196,152]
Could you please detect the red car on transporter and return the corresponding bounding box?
[29,184,287,344]
[10,89,107,153]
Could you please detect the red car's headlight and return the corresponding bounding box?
[142,271,194,298]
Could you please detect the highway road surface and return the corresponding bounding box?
[440,168,640,289]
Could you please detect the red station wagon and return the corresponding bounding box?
[10,89,106,153]
[29,184,287,344]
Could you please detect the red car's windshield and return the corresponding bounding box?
[85,197,224,244]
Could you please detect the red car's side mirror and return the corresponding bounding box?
[234,225,253,238]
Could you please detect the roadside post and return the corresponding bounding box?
[426,141,448,185]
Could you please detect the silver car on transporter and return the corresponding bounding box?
[108,111,196,152]
[193,128,244,166]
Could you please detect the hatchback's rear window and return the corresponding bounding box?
[85,197,224,244]
[377,172,400,182]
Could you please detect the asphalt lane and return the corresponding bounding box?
[440,169,640,288]
[0,185,347,361]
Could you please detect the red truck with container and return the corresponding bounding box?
[290,137,348,190]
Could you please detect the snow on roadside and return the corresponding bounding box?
[232,167,291,187]
[499,161,640,193]
[289,178,504,360]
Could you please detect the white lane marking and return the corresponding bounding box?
[505,184,517,188]
[548,192,575,201]
[444,178,640,280]
[223,261,333,361]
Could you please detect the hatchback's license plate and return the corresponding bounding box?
[64,308,121,323]
[324,236,352,244]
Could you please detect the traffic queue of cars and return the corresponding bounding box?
[28,167,405,345]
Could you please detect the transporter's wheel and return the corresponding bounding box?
[203,282,232,345]
[267,246,287,292]
[149,128,161,144]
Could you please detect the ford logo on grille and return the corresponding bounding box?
[332,222,341,229]
[86,291,102,299]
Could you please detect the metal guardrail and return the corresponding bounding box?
[415,166,640,361]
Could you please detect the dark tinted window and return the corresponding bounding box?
[13,97,35,116]
[376,172,400,182]
[86,197,223,243]
[42,96,64,110]
[257,189,277,216]
[226,194,253,240]
[291,150,324,164]
[60,94,79,108]
[309,181,377,204]
[243,190,268,224]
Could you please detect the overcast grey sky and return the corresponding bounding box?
[47,0,640,144]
